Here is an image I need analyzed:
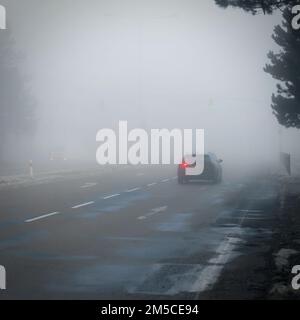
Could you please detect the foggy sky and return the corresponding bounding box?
[2,0,299,166]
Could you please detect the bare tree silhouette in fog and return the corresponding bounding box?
[0,28,36,165]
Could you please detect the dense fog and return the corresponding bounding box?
[1,0,299,174]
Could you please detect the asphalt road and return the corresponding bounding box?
[0,165,279,299]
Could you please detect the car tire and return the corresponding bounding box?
[213,173,221,184]
[216,173,222,184]
[178,175,185,184]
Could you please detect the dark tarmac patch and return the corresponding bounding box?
[130,263,204,296]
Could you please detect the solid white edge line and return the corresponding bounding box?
[71,201,94,209]
[25,212,60,223]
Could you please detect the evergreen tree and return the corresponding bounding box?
[215,0,297,14]
[215,0,300,128]
[264,7,300,128]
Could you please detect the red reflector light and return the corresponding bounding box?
[180,162,188,169]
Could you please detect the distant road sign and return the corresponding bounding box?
[280,152,291,175]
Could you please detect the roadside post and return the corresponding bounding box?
[29,160,34,178]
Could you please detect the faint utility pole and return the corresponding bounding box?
[278,126,283,154]
[29,160,34,178]
[136,11,177,130]
[137,16,145,129]
[278,127,292,175]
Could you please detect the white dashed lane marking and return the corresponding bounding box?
[25,212,60,223]
[147,182,157,187]
[125,187,140,193]
[25,176,175,223]
[103,193,121,200]
[72,201,95,209]
[239,217,270,220]
[138,206,168,220]
[80,182,98,189]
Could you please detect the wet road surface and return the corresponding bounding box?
[0,166,279,299]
